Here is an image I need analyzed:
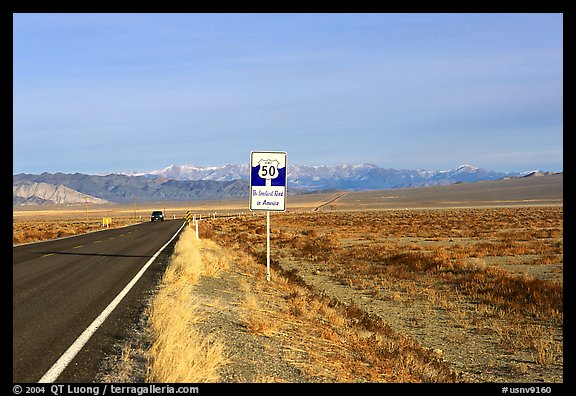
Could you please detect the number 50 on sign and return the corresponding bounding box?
[250,151,287,211]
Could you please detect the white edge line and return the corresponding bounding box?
[38,221,187,383]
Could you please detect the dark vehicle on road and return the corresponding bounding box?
[151,210,164,222]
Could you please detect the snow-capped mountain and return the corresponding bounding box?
[122,164,251,182]
[119,163,523,191]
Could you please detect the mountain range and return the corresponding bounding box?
[122,163,527,188]
[13,163,553,206]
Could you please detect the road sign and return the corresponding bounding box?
[250,151,287,211]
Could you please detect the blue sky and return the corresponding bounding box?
[13,13,563,174]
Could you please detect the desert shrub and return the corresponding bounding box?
[385,252,441,273]
[450,266,563,320]
[198,221,215,239]
[297,233,341,261]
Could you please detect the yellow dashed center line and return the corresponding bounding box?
[72,245,83,249]
[42,253,54,258]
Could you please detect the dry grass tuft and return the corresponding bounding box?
[240,293,278,336]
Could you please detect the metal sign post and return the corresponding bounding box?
[266,210,271,281]
[249,151,287,281]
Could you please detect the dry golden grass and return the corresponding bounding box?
[145,226,230,383]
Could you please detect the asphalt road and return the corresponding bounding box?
[13,219,185,383]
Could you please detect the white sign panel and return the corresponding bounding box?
[250,151,287,211]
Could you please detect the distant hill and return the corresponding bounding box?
[12,164,561,206]
[330,172,563,210]
[13,182,108,206]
